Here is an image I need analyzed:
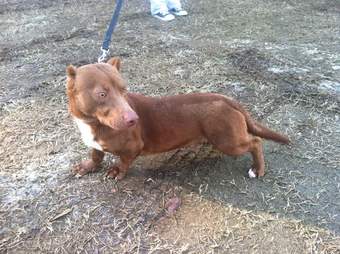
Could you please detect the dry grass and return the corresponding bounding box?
[0,86,75,173]
[1,90,339,253]
[152,193,340,254]
[1,0,340,253]
[1,57,340,254]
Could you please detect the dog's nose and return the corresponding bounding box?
[123,111,139,127]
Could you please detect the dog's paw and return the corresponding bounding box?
[106,166,120,179]
[106,166,126,180]
[73,160,98,176]
[248,168,257,178]
[115,171,127,180]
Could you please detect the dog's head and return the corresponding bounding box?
[66,57,138,130]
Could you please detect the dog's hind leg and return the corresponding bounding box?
[204,112,266,177]
[210,135,265,177]
[73,149,105,176]
[248,137,265,177]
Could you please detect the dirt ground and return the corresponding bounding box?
[1,0,340,253]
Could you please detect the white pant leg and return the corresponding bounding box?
[150,0,169,15]
[166,0,182,10]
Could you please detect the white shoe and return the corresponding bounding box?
[169,8,188,16]
[153,12,175,21]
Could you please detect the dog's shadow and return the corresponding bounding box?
[127,144,339,234]
[134,144,265,207]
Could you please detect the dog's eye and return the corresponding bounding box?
[98,92,107,98]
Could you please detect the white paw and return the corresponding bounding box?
[248,168,256,178]
[75,173,83,178]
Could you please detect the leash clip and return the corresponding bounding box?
[98,48,110,63]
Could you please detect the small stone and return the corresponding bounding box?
[165,197,181,215]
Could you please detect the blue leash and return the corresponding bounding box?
[98,0,124,63]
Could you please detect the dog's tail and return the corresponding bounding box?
[223,97,290,144]
[246,120,290,144]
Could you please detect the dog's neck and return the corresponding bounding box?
[73,117,104,151]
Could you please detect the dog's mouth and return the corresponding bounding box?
[98,111,139,131]
[106,120,138,131]
[125,120,137,128]
[123,110,139,128]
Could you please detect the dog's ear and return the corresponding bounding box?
[66,65,76,90]
[66,65,77,78]
[107,57,121,71]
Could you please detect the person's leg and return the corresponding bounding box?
[150,0,175,21]
[166,0,188,16]
[166,0,182,10]
[150,0,168,15]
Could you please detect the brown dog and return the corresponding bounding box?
[66,57,289,180]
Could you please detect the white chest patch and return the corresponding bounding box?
[74,118,103,151]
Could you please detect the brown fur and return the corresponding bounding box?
[66,57,290,179]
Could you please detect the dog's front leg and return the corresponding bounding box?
[73,149,105,176]
[106,154,137,180]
